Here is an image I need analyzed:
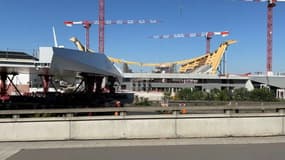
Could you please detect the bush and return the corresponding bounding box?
[175,87,277,102]
[175,88,207,100]
[134,97,152,106]
[232,88,250,101]
[249,88,276,101]
[175,88,192,100]
[163,91,171,100]
[207,88,231,101]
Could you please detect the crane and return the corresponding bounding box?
[64,19,159,52]
[65,0,159,53]
[99,0,104,54]
[150,31,229,54]
[242,0,285,74]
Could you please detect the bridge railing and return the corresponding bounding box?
[1,102,285,118]
[166,100,285,106]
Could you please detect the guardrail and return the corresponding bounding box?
[1,103,285,118]
[166,100,285,106]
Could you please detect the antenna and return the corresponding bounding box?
[52,26,58,47]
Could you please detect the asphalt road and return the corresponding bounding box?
[6,142,285,160]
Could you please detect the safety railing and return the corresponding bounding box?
[1,103,285,118]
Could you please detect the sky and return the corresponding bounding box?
[0,0,285,74]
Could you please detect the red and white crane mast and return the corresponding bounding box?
[99,0,105,53]
[243,0,285,73]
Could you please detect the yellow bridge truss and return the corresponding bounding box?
[70,37,236,75]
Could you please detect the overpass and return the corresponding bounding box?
[0,104,285,141]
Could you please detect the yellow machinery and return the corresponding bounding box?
[70,37,236,75]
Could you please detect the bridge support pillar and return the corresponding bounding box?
[79,74,104,93]
[39,74,56,94]
[0,72,8,100]
[38,68,55,94]
[95,76,103,93]
[84,76,96,93]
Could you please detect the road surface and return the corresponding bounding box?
[2,136,285,160]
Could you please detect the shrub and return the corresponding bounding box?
[249,88,276,101]
[232,88,250,101]
[175,88,207,100]
[175,87,277,102]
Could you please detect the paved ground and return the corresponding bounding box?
[6,143,285,160]
[2,136,285,160]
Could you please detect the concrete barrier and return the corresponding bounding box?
[71,120,126,139]
[176,116,284,138]
[70,115,176,139]
[0,114,284,141]
[0,119,69,141]
[123,118,176,139]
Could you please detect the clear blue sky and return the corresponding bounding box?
[0,0,285,74]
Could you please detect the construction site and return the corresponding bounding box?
[1,0,285,109]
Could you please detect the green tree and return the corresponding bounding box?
[249,88,276,101]
[174,87,277,102]
[175,88,207,100]
[219,89,231,101]
[207,88,231,101]
[163,91,171,100]
[232,88,250,101]
[191,89,207,100]
[175,88,192,100]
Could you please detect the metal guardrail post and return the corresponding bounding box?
[278,109,285,114]
[224,109,233,114]
[120,111,127,116]
[12,114,19,119]
[172,111,178,115]
[66,113,73,117]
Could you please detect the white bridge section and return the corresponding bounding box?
[37,47,121,78]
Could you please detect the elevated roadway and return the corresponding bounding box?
[1,108,285,141]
